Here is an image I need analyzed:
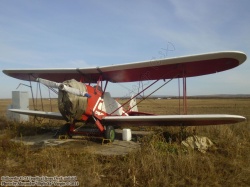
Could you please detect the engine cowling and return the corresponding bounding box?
[58,79,88,122]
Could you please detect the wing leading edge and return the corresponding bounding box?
[3,51,247,83]
[103,114,246,126]
[9,109,64,120]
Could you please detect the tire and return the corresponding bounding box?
[104,126,115,142]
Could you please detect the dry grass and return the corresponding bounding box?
[0,98,250,186]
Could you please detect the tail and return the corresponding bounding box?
[128,95,138,112]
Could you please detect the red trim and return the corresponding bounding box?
[93,99,109,117]
[102,58,239,82]
[81,114,89,121]
[95,119,104,132]
[85,85,103,116]
[69,123,75,133]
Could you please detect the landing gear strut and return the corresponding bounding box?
[93,117,116,142]
[53,123,72,138]
[55,119,116,142]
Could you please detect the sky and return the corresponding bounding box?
[0,0,250,98]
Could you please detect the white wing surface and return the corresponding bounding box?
[9,109,246,126]
[102,114,246,126]
[9,109,64,120]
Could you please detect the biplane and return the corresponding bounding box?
[3,51,247,141]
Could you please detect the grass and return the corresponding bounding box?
[0,98,250,186]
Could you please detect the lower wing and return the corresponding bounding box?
[103,115,246,126]
[9,109,64,120]
[9,109,246,126]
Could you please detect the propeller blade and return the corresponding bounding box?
[37,78,91,98]
[59,84,91,97]
[36,78,60,88]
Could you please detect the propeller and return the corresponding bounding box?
[36,78,91,98]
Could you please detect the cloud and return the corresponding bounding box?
[139,1,250,55]
[1,0,250,98]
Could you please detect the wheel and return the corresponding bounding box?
[104,126,115,142]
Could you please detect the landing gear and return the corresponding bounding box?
[93,117,115,142]
[104,126,115,142]
[53,123,72,138]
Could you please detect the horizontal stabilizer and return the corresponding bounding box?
[103,114,246,126]
[9,109,64,120]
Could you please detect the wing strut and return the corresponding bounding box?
[125,74,178,113]
[110,69,181,115]
[178,78,181,114]
[109,77,161,115]
[183,76,187,114]
[177,70,187,115]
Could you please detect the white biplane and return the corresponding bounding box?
[3,51,247,141]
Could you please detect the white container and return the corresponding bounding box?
[122,129,132,141]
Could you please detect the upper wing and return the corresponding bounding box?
[9,109,64,120]
[3,51,246,83]
[102,114,246,126]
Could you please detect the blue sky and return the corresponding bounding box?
[1,0,250,98]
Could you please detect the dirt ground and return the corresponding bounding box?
[10,130,152,156]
